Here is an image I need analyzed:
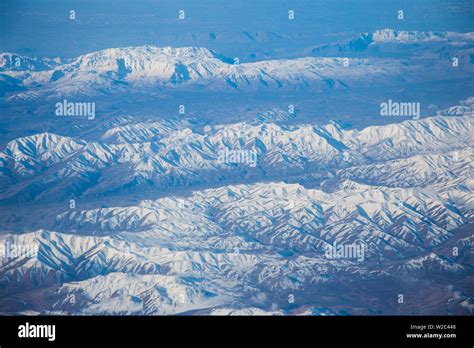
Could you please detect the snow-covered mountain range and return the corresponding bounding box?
[0,103,472,315]
[0,26,473,315]
[1,29,473,100]
[0,113,472,202]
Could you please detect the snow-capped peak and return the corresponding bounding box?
[371,28,474,43]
